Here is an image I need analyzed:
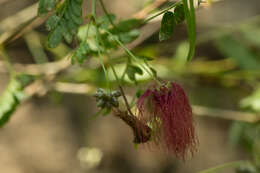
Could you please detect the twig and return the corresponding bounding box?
[96,0,135,117]
[193,105,260,123]
[8,16,47,44]
[53,82,96,94]
[113,108,151,143]
[98,0,117,28]
[0,3,38,32]
[198,160,247,173]
[0,3,38,45]
[24,31,49,64]
[142,1,182,24]
[26,80,259,123]
[0,57,71,75]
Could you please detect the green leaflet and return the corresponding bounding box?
[126,64,143,82]
[118,29,140,44]
[73,15,141,64]
[96,14,116,29]
[159,11,175,41]
[174,3,185,24]
[46,0,83,48]
[38,0,57,16]
[0,74,34,127]
[111,18,141,33]
[72,42,91,64]
[46,14,60,31]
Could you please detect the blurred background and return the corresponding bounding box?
[0,0,260,173]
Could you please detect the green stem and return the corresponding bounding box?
[92,0,110,90]
[142,1,182,24]
[98,0,117,28]
[83,19,92,44]
[97,33,134,116]
[92,0,134,116]
[91,0,96,16]
[182,0,196,61]
[198,160,246,173]
[105,30,160,84]
[110,63,135,117]
[120,63,128,81]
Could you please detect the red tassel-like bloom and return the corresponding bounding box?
[136,82,198,160]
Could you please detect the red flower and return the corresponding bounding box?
[136,82,198,160]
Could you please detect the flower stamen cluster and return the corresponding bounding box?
[136,82,198,160]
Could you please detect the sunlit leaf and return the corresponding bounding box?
[240,87,260,112]
[0,74,34,127]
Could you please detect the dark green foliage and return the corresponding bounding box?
[174,4,185,24]
[38,0,57,16]
[118,29,140,44]
[46,14,60,31]
[111,19,141,33]
[108,18,141,45]
[96,14,116,29]
[158,4,185,41]
[73,16,140,64]
[158,1,195,59]
[0,74,34,127]
[126,64,143,82]
[159,11,175,41]
[46,0,83,48]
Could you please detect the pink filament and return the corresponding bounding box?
[137,82,198,160]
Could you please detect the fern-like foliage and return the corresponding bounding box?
[43,0,83,48]
[72,16,141,64]
[38,0,57,16]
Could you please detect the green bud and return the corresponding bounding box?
[111,91,121,97]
